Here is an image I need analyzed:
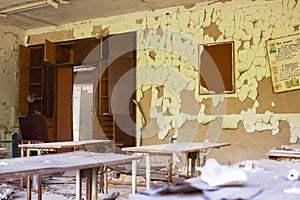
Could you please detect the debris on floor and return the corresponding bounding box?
[0,184,15,200]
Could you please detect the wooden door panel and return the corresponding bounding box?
[18,45,30,115]
[56,67,73,142]
[44,39,56,65]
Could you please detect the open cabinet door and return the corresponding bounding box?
[18,45,30,116]
[73,38,100,64]
[44,39,56,65]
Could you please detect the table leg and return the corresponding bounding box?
[37,150,42,200]
[99,166,104,193]
[146,154,151,190]
[103,165,108,194]
[92,167,99,200]
[168,157,173,183]
[37,175,42,200]
[20,146,25,188]
[86,176,92,200]
[190,152,197,177]
[132,160,137,194]
[76,170,82,200]
[27,176,31,200]
[185,153,189,177]
[196,151,200,176]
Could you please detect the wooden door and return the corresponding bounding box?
[108,32,136,147]
[56,67,73,142]
[109,52,136,147]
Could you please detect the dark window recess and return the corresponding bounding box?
[199,42,234,94]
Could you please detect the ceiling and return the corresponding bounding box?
[0,0,214,30]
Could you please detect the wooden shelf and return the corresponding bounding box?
[29,83,42,86]
[30,66,42,69]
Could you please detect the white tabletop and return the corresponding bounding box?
[122,142,230,154]
[18,139,112,149]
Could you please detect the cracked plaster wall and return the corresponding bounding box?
[0,24,23,136]
[22,0,300,162]
[134,0,300,144]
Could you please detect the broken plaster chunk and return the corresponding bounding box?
[168,106,180,115]
[203,35,214,43]
[243,121,255,133]
[271,102,275,107]
[74,25,93,38]
[191,10,200,24]
[171,33,182,52]
[203,115,216,125]
[200,104,206,113]
[136,89,143,102]
[290,134,298,143]
[222,115,240,129]
[236,61,251,73]
[253,100,259,109]
[248,86,258,101]
[185,45,194,59]
[248,78,258,87]
[238,49,248,62]
[176,113,188,128]
[247,67,257,79]
[157,114,170,129]
[238,85,250,102]
[290,127,300,143]
[212,94,225,107]
[263,110,273,121]
[256,66,266,81]
[203,10,212,28]
[235,79,243,89]
[233,28,244,40]
[173,58,181,67]
[177,11,190,31]
[158,124,172,140]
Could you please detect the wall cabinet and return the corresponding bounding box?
[18,44,54,141]
[18,38,100,142]
[18,34,136,146]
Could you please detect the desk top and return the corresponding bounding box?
[122,142,230,154]
[18,139,112,149]
[129,159,300,200]
[0,148,10,153]
[0,140,43,144]
[267,149,300,158]
[0,151,142,178]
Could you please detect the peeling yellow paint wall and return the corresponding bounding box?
[22,0,300,163]
[0,24,24,136]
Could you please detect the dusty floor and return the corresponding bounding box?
[2,168,168,200]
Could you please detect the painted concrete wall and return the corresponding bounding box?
[0,24,23,138]
[20,0,300,163]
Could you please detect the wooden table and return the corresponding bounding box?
[0,148,10,153]
[268,149,300,161]
[18,139,113,156]
[0,151,142,200]
[18,139,114,198]
[123,142,230,190]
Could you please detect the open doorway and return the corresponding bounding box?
[73,65,97,141]
[73,84,93,141]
